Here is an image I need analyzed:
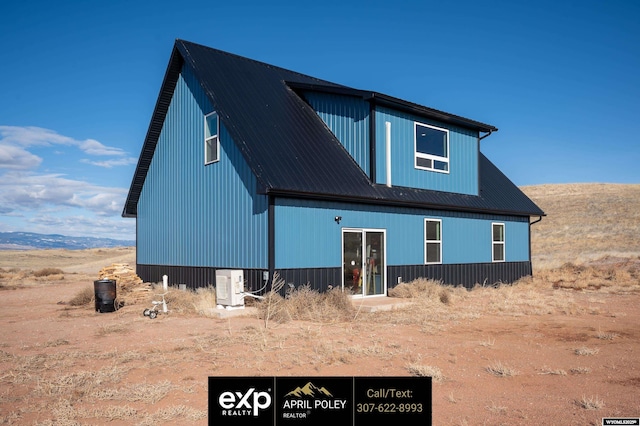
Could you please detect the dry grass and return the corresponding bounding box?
[91,380,174,403]
[569,367,591,375]
[479,337,495,347]
[486,401,507,415]
[389,278,455,304]
[0,267,67,288]
[68,286,94,306]
[486,361,518,377]
[538,259,640,293]
[0,346,205,424]
[575,395,605,410]
[538,367,567,376]
[0,262,636,423]
[33,267,65,277]
[43,339,70,348]
[256,280,355,325]
[574,346,599,356]
[95,322,132,337]
[406,364,445,382]
[0,246,136,273]
[522,184,640,268]
[596,330,618,340]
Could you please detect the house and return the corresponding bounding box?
[122,39,545,296]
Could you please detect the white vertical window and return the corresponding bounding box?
[492,223,505,262]
[425,219,442,264]
[204,111,219,165]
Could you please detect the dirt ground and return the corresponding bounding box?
[1,258,639,425]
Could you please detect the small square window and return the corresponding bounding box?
[205,112,219,164]
[415,123,449,173]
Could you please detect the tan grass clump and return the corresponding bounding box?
[574,346,599,356]
[374,278,477,330]
[33,267,65,277]
[596,330,618,340]
[538,367,567,376]
[486,361,518,377]
[193,286,218,315]
[256,283,355,324]
[90,380,173,404]
[570,367,591,375]
[161,286,201,314]
[540,258,640,293]
[389,278,454,305]
[68,286,95,306]
[406,364,445,382]
[576,395,604,410]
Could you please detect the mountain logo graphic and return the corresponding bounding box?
[285,382,333,398]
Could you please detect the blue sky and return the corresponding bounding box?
[1,0,638,240]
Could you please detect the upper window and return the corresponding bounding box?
[424,219,442,264]
[415,122,449,173]
[492,223,505,262]
[205,112,219,165]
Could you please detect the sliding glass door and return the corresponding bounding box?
[342,229,386,296]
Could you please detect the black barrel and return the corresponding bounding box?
[94,279,117,313]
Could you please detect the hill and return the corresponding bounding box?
[521,183,640,268]
[0,231,134,251]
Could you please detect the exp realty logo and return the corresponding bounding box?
[278,377,351,425]
[209,377,275,425]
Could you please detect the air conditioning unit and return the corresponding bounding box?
[215,269,245,309]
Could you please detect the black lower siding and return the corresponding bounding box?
[136,264,268,292]
[276,268,341,293]
[137,262,531,293]
[388,261,532,290]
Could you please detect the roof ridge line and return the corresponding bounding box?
[176,39,346,88]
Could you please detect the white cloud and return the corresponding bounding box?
[0,171,127,215]
[81,157,138,168]
[79,139,127,156]
[0,171,135,239]
[0,125,135,169]
[0,144,43,170]
[0,125,77,147]
[0,125,137,240]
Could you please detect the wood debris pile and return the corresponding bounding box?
[98,263,151,306]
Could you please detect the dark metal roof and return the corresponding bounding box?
[267,153,544,217]
[123,39,544,218]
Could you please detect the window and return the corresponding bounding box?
[424,219,442,264]
[415,122,449,172]
[204,111,219,164]
[492,223,505,262]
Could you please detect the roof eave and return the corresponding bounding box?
[266,187,544,218]
[121,44,185,218]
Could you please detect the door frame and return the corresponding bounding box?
[341,228,387,298]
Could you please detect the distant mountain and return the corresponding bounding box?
[0,232,135,250]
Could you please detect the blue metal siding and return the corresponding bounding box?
[274,198,529,269]
[303,92,370,176]
[374,106,478,195]
[137,64,269,269]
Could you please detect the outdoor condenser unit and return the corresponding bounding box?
[215,269,244,308]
